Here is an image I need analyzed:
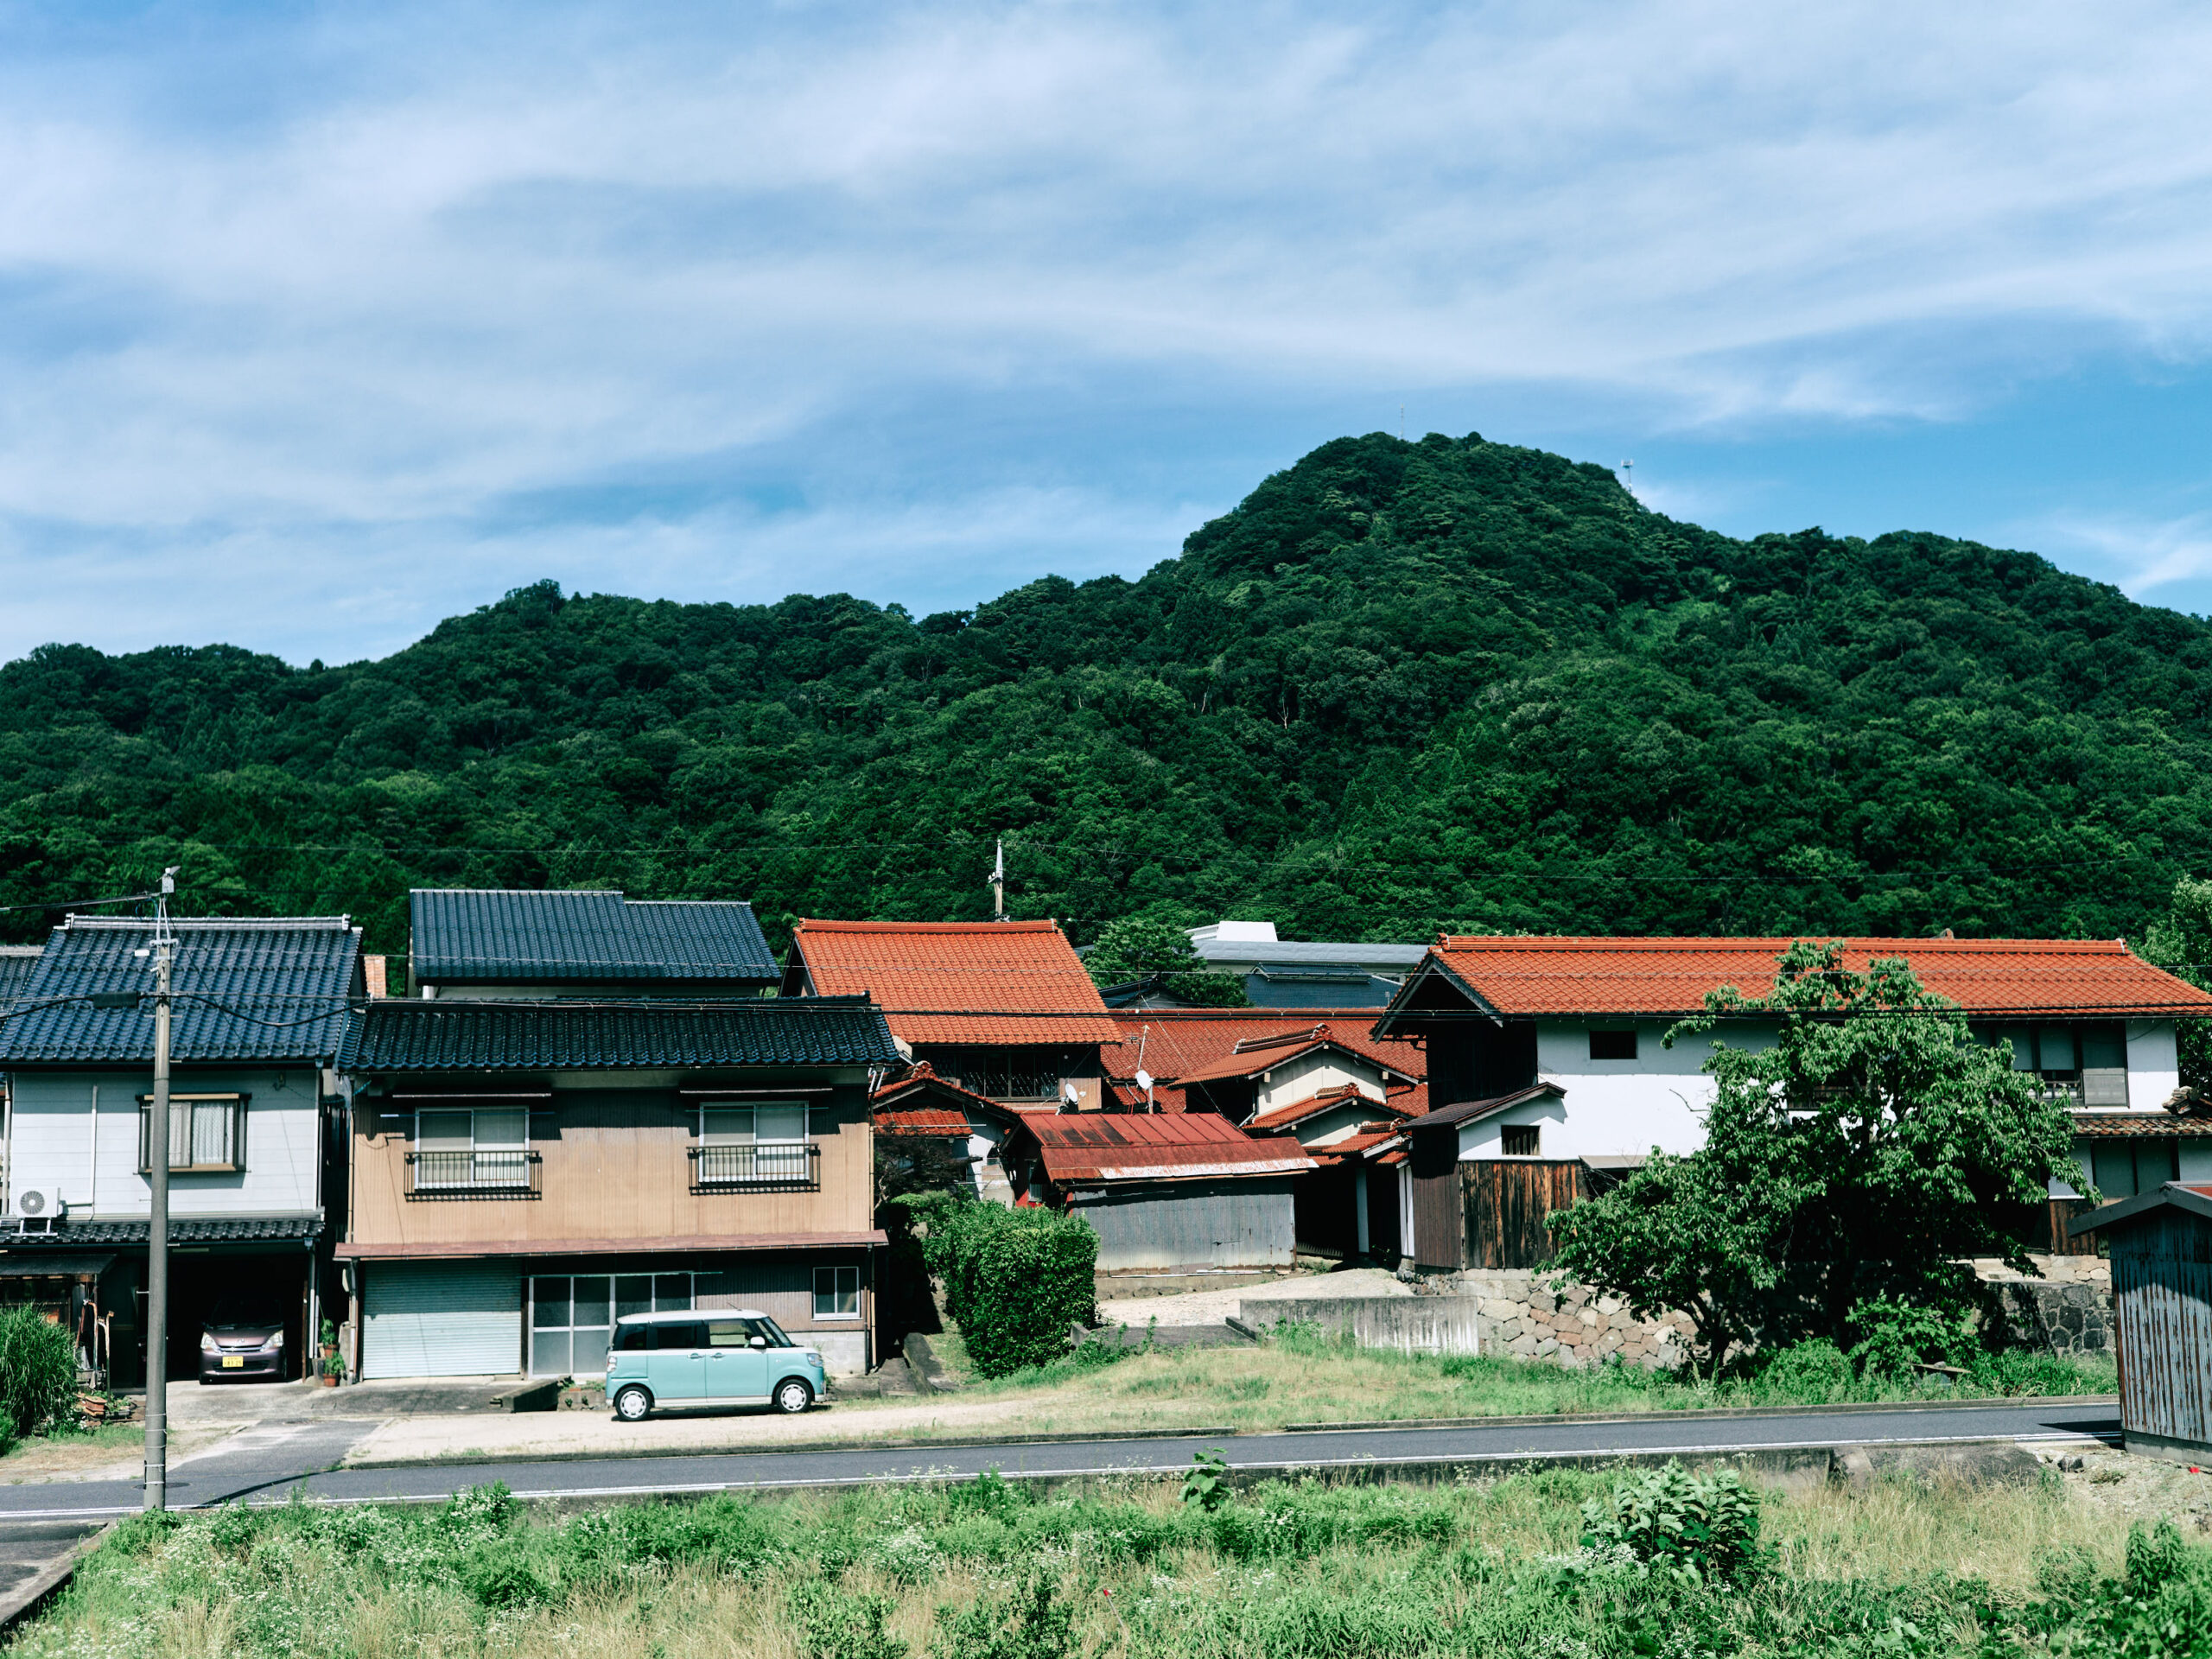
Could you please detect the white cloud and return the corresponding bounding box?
[4,0,2212,654]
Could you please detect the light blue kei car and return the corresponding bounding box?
[604,1308,827,1421]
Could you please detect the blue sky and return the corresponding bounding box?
[5,0,2212,664]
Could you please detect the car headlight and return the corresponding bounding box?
[260,1332,283,1351]
[200,1333,219,1353]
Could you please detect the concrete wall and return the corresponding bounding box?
[1239,1277,1690,1369]
[1236,1294,1481,1356]
[10,1065,321,1219]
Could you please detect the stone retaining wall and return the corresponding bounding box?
[1430,1271,1692,1369]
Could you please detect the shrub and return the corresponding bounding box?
[931,1204,1097,1378]
[791,1580,909,1659]
[462,1543,552,1609]
[928,1571,1077,1659]
[1845,1295,1975,1381]
[1579,1463,1763,1586]
[0,1304,78,1440]
[1756,1338,1854,1402]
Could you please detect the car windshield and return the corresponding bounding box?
[207,1295,283,1327]
[752,1315,795,1348]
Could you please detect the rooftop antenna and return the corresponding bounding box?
[991,838,1006,923]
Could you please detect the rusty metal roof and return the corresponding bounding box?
[1023,1109,1316,1184]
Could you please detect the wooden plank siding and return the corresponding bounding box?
[1463,1160,1589,1269]
[1409,1131,1465,1270]
[2112,1209,2212,1452]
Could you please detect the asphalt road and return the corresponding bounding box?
[0,1400,2121,1523]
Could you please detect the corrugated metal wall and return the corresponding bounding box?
[1073,1179,1297,1270]
[2113,1209,2212,1450]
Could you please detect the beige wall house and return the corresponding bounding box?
[336,890,903,1380]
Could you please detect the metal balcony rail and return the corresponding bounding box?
[406,1148,541,1199]
[690,1142,821,1192]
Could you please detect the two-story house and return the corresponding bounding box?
[783,919,1122,1109]
[1375,933,2212,1270]
[0,915,363,1387]
[336,890,903,1380]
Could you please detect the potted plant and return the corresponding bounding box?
[319,1318,338,1363]
[320,1351,345,1388]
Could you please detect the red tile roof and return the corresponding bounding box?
[1020,1109,1317,1184]
[1172,1027,1420,1091]
[1107,1009,1427,1114]
[1383,936,2212,1021]
[1244,1084,1414,1135]
[871,1063,1020,1134]
[1307,1128,1407,1164]
[791,919,1122,1046]
[2071,1112,2212,1138]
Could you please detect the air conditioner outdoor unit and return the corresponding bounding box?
[12,1190,62,1233]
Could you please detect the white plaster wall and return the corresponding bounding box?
[10,1067,322,1219]
[1252,1052,1385,1114]
[2125,1020,2180,1107]
[1459,1019,1778,1162]
[1296,1103,1389,1147]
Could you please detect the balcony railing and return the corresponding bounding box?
[406,1149,541,1199]
[690,1142,821,1192]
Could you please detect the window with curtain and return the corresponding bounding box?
[696,1102,811,1184]
[137,1095,245,1173]
[414,1107,530,1187]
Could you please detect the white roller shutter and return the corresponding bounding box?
[362,1262,521,1378]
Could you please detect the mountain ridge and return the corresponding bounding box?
[2,429,2205,957]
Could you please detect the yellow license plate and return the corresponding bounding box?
[220,1356,243,1369]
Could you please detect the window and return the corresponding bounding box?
[2088,1138,2177,1202]
[415,1108,529,1188]
[694,1102,816,1186]
[533,1273,692,1376]
[1588,1029,1637,1061]
[1499,1124,1541,1157]
[815,1265,861,1319]
[137,1095,245,1173]
[1980,1022,2128,1107]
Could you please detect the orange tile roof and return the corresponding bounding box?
[1020,1109,1317,1184]
[791,919,1122,1046]
[1106,1009,1427,1114]
[2071,1112,2212,1138]
[1244,1084,1414,1135]
[1382,936,2212,1021]
[1306,1128,1407,1164]
[1172,1027,1420,1091]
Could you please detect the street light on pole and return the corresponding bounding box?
[142,867,177,1512]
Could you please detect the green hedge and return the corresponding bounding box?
[917,1201,1097,1379]
[0,1304,78,1444]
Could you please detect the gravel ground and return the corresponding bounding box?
[2048,1441,2212,1535]
[1096,1267,1411,1328]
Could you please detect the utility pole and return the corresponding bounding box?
[143,867,176,1512]
[991,839,1006,923]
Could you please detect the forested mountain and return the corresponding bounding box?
[3,430,2208,960]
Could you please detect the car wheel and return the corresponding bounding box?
[772,1377,814,1414]
[613,1384,652,1421]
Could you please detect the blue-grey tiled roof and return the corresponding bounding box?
[340,995,900,1072]
[0,918,360,1066]
[410,890,779,985]
[6,1216,321,1247]
[0,948,41,1013]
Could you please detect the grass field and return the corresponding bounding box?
[899,1323,2118,1440]
[15,1453,2206,1659]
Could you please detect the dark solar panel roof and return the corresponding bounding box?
[0,918,360,1065]
[340,995,901,1072]
[410,890,779,985]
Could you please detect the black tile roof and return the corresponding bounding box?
[6,1215,322,1247]
[0,948,41,1013]
[410,890,779,986]
[0,918,360,1066]
[340,995,901,1072]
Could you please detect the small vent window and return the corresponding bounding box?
[1500,1124,1541,1157]
[1588,1029,1637,1061]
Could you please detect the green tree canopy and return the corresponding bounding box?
[1080,917,1248,1007]
[2141,873,2212,1096]
[1551,942,2077,1372]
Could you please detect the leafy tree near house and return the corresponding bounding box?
[2141,873,2212,1096]
[1080,916,1248,1007]
[1550,942,2077,1372]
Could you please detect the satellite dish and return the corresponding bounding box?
[1135,1069,1154,1092]
[1062,1082,1080,1104]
